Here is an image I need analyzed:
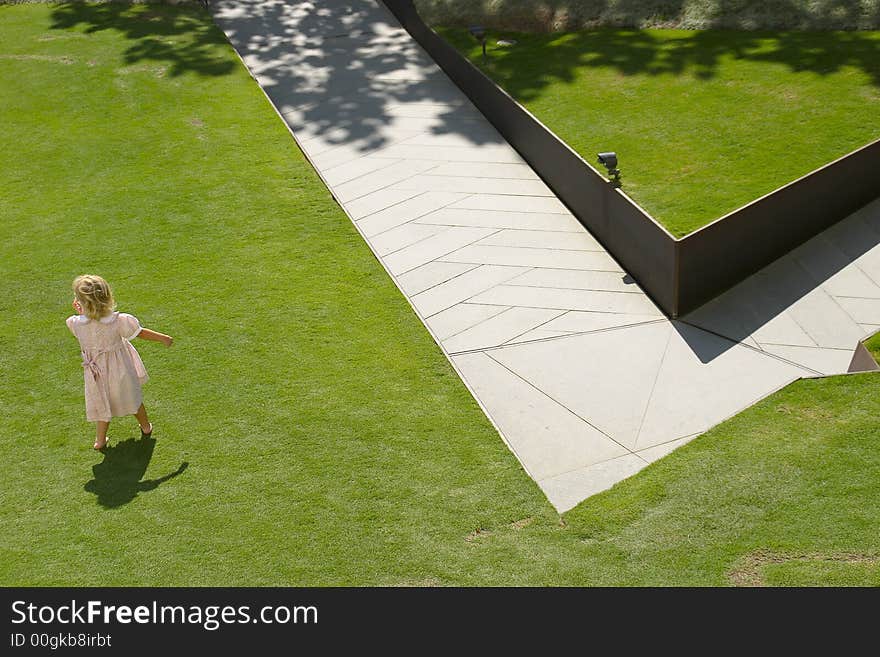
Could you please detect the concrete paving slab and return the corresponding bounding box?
[368,115,492,134]
[399,130,508,149]
[356,191,467,237]
[750,311,817,348]
[635,435,698,463]
[791,235,880,299]
[309,131,431,169]
[368,222,446,256]
[322,156,402,186]
[861,324,880,337]
[344,187,422,220]
[410,264,529,317]
[749,256,816,304]
[333,159,438,202]
[452,352,628,482]
[392,174,555,196]
[686,226,872,360]
[281,98,479,127]
[367,143,527,163]
[415,207,583,232]
[443,307,564,353]
[296,125,387,151]
[682,278,766,346]
[450,194,570,215]
[440,245,624,272]
[541,311,665,334]
[249,53,444,93]
[257,74,459,114]
[304,108,488,137]
[477,230,605,252]
[363,101,483,120]
[507,268,646,293]
[395,261,478,296]
[823,215,880,261]
[214,0,400,40]
[759,344,856,375]
[427,162,540,180]
[853,244,880,287]
[633,322,810,450]
[424,303,510,340]
[783,287,867,350]
[384,226,498,275]
[261,58,444,88]
[507,329,576,344]
[489,323,673,448]
[539,454,649,512]
[263,65,473,109]
[823,268,880,300]
[297,127,424,158]
[830,296,880,326]
[470,285,662,315]
[298,115,469,144]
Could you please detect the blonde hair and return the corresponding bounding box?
[73,274,116,320]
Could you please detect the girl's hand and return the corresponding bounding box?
[163,335,174,347]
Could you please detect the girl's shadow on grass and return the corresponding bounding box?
[84,437,188,509]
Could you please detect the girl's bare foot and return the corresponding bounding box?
[140,422,153,438]
[93,437,108,450]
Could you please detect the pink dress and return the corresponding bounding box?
[66,312,149,422]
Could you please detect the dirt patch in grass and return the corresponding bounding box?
[37,32,87,42]
[465,528,493,543]
[728,549,880,586]
[774,403,837,422]
[117,63,167,77]
[0,53,73,64]
[510,517,534,530]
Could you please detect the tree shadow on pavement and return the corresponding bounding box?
[211,0,505,157]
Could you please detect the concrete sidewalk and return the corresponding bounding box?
[212,0,880,511]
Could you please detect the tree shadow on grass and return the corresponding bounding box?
[84,437,188,509]
[453,26,880,106]
[49,1,235,77]
[419,0,880,32]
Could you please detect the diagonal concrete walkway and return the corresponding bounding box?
[683,200,880,375]
[212,0,879,511]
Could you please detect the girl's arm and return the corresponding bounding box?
[137,327,173,347]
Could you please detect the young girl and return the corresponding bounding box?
[66,274,173,450]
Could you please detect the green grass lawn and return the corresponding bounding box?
[866,331,880,363]
[416,0,880,32]
[2,3,879,587]
[437,27,880,237]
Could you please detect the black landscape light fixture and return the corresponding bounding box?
[468,25,488,60]
[597,151,621,183]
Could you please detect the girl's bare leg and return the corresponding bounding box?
[94,421,110,450]
[134,404,152,435]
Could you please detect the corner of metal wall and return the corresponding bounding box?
[671,240,681,319]
[848,341,880,373]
